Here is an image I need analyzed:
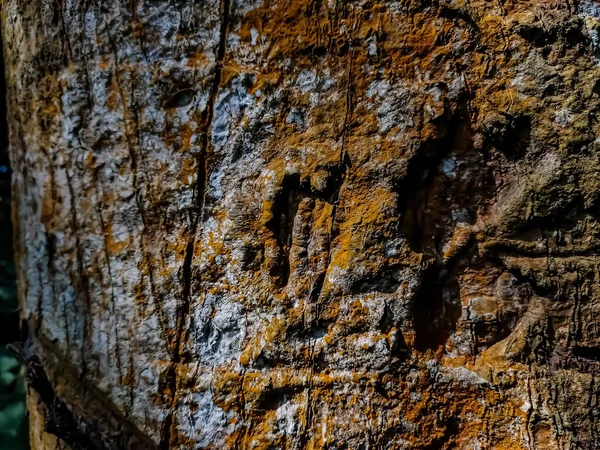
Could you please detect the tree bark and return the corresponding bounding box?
[4,0,600,448]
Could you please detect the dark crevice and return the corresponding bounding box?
[402,112,499,351]
[308,49,353,315]
[439,5,479,33]
[265,173,305,286]
[515,19,587,53]
[307,176,344,310]
[482,112,532,161]
[572,345,600,362]
[164,88,197,109]
[265,158,348,291]
[411,259,460,352]
[255,386,301,412]
[395,119,457,256]
[348,271,402,295]
[516,24,560,48]
[193,0,231,214]
[161,0,231,448]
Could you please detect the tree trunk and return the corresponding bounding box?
[3,0,600,448]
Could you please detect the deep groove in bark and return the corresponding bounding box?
[265,173,303,286]
[161,0,231,447]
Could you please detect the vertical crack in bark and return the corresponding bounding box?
[161,0,231,447]
[300,32,356,447]
[55,9,95,383]
[308,46,354,313]
[40,155,60,339]
[35,268,45,335]
[64,167,91,381]
[106,38,166,394]
[97,207,125,386]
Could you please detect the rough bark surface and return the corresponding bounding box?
[4,0,600,448]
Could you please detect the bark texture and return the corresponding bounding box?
[4,0,600,448]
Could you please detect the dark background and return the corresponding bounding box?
[0,31,28,450]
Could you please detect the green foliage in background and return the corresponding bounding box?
[0,190,27,449]
[0,259,27,449]
[0,345,27,450]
